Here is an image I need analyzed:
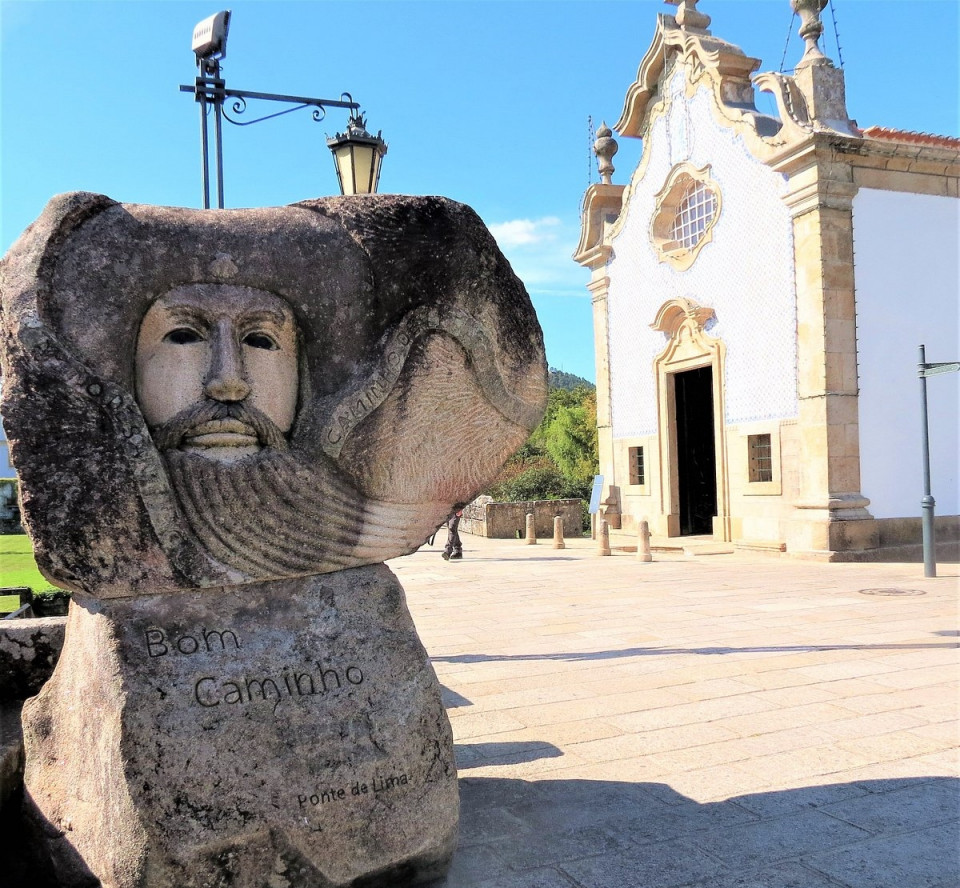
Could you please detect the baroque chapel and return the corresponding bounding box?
[574,0,959,559]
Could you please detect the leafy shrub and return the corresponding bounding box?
[483,381,598,532]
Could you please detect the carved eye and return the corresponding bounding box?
[242,332,279,351]
[164,328,204,345]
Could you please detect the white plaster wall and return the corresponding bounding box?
[853,188,959,519]
[606,68,798,439]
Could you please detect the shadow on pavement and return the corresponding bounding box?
[443,684,474,709]
[4,774,955,887]
[439,557,584,564]
[433,640,960,665]
[456,742,564,770]
[431,775,960,888]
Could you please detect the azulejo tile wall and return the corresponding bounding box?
[606,68,799,439]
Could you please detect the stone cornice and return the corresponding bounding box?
[573,184,625,268]
[840,136,960,174]
[770,136,861,215]
[586,276,610,300]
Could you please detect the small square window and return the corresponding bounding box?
[748,434,773,483]
[629,446,645,486]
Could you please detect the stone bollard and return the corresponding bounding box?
[525,512,537,545]
[598,519,611,556]
[637,519,652,563]
[553,516,565,549]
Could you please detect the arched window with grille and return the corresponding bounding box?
[651,164,721,270]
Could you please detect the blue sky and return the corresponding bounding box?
[2,1,957,382]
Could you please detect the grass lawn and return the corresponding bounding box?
[1,533,58,593]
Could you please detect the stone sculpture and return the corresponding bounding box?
[0,192,547,887]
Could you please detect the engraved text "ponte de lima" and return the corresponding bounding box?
[298,773,410,809]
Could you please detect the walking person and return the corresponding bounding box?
[441,509,463,560]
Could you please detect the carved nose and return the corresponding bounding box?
[204,330,250,403]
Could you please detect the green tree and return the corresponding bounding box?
[484,383,599,523]
[542,387,598,484]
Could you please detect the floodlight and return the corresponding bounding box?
[192,11,231,61]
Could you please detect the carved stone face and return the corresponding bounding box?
[1,192,548,594]
[135,284,299,462]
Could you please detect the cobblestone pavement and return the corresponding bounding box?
[388,535,960,888]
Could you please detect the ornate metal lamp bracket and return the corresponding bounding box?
[179,69,363,208]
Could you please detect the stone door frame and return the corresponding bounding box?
[651,298,732,540]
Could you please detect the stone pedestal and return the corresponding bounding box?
[21,565,458,888]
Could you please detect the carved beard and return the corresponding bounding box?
[161,446,448,581]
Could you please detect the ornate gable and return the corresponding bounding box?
[615,9,762,140]
[574,0,863,270]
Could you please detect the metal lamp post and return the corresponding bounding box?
[917,344,960,578]
[181,10,386,208]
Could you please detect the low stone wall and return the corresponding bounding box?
[460,497,583,539]
[0,616,66,818]
[875,514,959,547]
[0,616,66,703]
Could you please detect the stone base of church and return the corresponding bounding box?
[20,566,458,888]
[785,503,880,562]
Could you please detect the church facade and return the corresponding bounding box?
[574,0,958,559]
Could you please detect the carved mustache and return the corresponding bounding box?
[150,400,289,453]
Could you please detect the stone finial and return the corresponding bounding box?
[789,0,854,131]
[667,0,711,32]
[791,0,832,68]
[594,122,618,185]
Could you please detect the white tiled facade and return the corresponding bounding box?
[606,69,798,440]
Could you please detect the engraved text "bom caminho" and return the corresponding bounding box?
[145,627,241,658]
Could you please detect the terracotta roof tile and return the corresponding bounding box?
[860,126,960,149]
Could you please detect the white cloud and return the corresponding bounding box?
[488,216,562,248]
[486,214,590,298]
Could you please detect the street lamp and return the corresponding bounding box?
[181,10,386,208]
[917,344,960,578]
[327,115,388,196]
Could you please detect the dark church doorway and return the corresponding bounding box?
[674,366,717,536]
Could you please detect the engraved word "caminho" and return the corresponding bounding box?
[194,662,364,711]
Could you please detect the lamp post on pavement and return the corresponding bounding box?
[181,10,387,208]
[917,344,960,578]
